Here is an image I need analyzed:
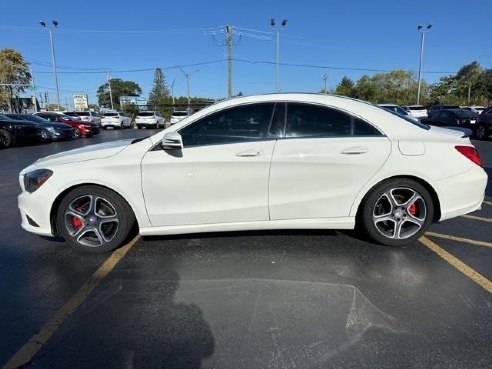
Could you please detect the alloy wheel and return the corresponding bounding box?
[372,187,427,240]
[64,195,120,248]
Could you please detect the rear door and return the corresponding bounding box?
[269,102,391,220]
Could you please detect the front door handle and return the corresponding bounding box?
[236,149,262,157]
[340,146,368,155]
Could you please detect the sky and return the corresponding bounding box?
[1,0,491,109]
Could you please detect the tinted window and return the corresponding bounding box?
[137,112,155,117]
[172,112,189,117]
[103,113,118,117]
[286,103,381,138]
[180,103,274,147]
[75,112,90,116]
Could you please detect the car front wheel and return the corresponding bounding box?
[56,185,136,253]
[0,129,13,148]
[358,179,434,246]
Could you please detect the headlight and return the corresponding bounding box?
[23,169,53,193]
[46,126,56,133]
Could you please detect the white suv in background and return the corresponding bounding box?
[403,105,428,119]
[135,111,165,129]
[169,111,190,125]
[75,111,101,125]
[101,112,132,129]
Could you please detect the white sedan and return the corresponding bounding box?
[18,94,487,253]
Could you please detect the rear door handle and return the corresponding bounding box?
[236,149,262,157]
[340,146,368,155]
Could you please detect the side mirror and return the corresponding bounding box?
[161,131,183,150]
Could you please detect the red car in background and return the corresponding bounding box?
[34,112,100,138]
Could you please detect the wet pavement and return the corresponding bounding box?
[1,129,491,369]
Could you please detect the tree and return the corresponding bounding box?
[148,68,170,111]
[0,48,31,112]
[87,103,99,112]
[455,61,483,104]
[334,76,355,97]
[475,68,492,104]
[121,103,139,123]
[46,103,66,111]
[97,78,141,110]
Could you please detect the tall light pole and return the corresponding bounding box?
[39,20,60,111]
[416,24,432,105]
[322,73,329,94]
[270,18,287,92]
[106,69,114,110]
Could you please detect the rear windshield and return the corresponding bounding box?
[103,113,118,117]
[408,106,425,111]
[137,112,155,116]
[378,106,430,130]
[172,112,189,117]
[75,112,90,116]
[64,112,79,116]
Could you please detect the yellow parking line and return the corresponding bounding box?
[419,236,492,294]
[2,235,140,369]
[461,214,492,223]
[483,200,492,206]
[425,232,492,248]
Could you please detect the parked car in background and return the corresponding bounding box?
[378,104,419,123]
[4,114,75,142]
[62,112,82,121]
[402,105,428,119]
[75,111,101,125]
[17,94,487,253]
[422,109,478,132]
[427,105,461,118]
[475,106,492,140]
[0,118,41,149]
[34,112,100,137]
[170,111,190,125]
[462,106,486,115]
[101,112,132,129]
[135,111,165,129]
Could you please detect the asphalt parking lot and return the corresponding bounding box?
[1,130,491,369]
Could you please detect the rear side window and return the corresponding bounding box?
[285,103,381,138]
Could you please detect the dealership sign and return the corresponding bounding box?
[73,94,89,110]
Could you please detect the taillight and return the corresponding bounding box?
[455,145,482,167]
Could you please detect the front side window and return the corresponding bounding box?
[180,103,275,147]
[285,103,381,138]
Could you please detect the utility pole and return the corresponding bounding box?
[468,83,472,105]
[226,25,233,98]
[29,66,38,112]
[107,70,114,110]
[39,20,60,111]
[170,78,176,106]
[322,74,329,94]
[176,65,191,113]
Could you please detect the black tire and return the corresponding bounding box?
[56,185,137,253]
[137,125,142,129]
[357,178,434,246]
[0,128,13,148]
[475,125,489,141]
[40,129,51,143]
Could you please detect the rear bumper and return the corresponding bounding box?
[432,166,488,221]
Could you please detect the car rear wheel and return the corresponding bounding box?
[358,178,434,246]
[56,185,136,253]
[0,129,13,148]
[73,129,81,138]
[475,125,489,140]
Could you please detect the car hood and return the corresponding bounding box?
[32,139,133,167]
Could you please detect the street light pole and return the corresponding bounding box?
[417,24,432,105]
[39,20,61,111]
[322,74,329,94]
[106,70,114,110]
[270,19,287,92]
[176,65,191,113]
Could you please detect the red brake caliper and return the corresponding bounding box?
[72,206,84,229]
[408,203,417,216]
